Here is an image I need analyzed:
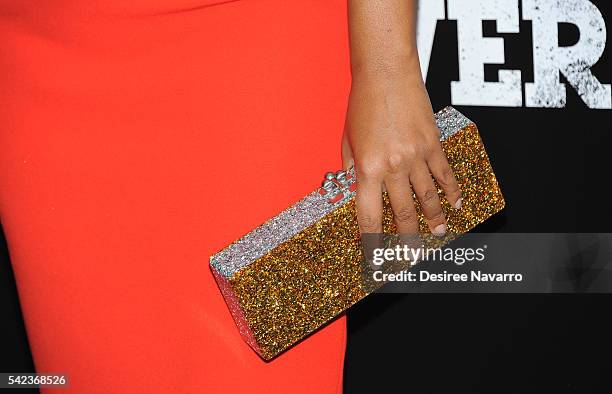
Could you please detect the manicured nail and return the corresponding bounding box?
[454,198,463,209]
[433,224,447,237]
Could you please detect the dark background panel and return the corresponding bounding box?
[0,230,38,393]
[345,1,612,393]
[345,294,612,394]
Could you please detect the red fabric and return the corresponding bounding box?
[0,1,350,392]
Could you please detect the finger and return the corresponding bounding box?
[427,144,462,209]
[355,170,383,234]
[385,172,418,236]
[410,163,447,237]
[341,131,355,170]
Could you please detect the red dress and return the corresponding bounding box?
[0,1,350,392]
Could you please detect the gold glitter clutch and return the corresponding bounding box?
[210,107,505,360]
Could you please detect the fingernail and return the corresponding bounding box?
[454,198,463,209]
[433,224,447,237]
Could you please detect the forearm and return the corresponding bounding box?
[348,0,422,82]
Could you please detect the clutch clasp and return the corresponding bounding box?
[319,167,357,204]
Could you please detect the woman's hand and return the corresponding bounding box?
[342,71,462,237]
[345,0,462,236]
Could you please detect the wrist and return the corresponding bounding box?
[350,50,423,86]
[350,63,425,94]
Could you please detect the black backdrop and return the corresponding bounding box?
[2,1,612,393]
[345,1,612,393]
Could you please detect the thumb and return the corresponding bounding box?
[341,130,354,170]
